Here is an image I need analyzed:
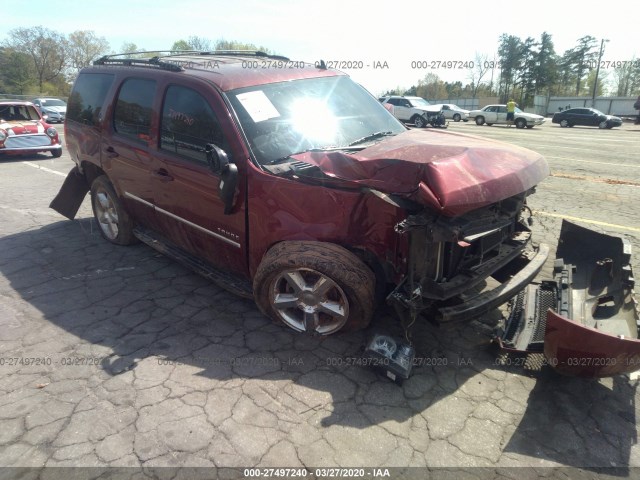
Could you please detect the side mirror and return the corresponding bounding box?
[205,143,238,215]
[205,143,229,173]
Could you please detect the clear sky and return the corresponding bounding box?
[2,0,638,95]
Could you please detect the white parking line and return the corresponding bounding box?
[21,161,67,177]
[546,156,640,169]
[534,210,640,233]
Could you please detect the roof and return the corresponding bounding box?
[89,51,345,92]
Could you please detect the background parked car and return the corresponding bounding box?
[0,101,62,157]
[432,103,469,122]
[32,97,67,124]
[378,95,445,128]
[468,104,545,129]
[551,108,622,129]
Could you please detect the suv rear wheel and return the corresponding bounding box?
[90,175,136,245]
[253,241,375,335]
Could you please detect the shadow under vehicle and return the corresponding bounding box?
[0,218,638,473]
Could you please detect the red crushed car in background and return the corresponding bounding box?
[0,101,62,158]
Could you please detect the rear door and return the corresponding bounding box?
[574,108,594,126]
[101,75,163,231]
[150,80,248,276]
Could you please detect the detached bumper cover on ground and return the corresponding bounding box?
[499,220,640,377]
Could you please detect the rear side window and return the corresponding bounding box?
[160,85,225,164]
[114,78,156,142]
[67,73,114,126]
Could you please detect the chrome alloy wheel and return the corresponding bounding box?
[94,188,120,240]
[269,268,349,334]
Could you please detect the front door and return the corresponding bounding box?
[151,82,247,276]
[496,106,508,123]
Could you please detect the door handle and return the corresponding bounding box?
[152,168,174,182]
[105,146,119,158]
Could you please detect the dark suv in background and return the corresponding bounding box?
[51,51,638,378]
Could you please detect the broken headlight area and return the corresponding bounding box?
[498,220,639,378]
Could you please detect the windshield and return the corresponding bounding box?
[409,97,431,108]
[228,76,406,165]
[40,99,66,107]
[0,105,41,122]
[591,108,605,115]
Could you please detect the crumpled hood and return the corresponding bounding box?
[0,120,45,135]
[291,129,549,216]
[418,105,443,114]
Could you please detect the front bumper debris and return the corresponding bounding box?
[497,221,639,377]
[437,244,549,322]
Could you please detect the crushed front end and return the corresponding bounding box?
[388,189,548,324]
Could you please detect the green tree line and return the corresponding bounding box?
[2,27,638,104]
[385,32,640,106]
[0,27,271,97]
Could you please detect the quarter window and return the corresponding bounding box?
[67,73,114,127]
[160,85,225,164]
[113,78,156,142]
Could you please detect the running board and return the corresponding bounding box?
[133,226,253,299]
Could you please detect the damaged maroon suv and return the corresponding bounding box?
[52,52,638,378]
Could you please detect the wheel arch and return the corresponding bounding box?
[255,239,382,297]
[252,239,377,333]
[81,161,107,188]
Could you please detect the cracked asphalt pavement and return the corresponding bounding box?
[0,121,639,478]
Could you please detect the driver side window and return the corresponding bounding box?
[160,85,227,164]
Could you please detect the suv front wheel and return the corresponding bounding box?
[90,175,137,245]
[412,115,426,128]
[253,241,375,335]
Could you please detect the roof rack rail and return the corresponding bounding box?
[93,52,190,72]
[199,50,290,61]
[93,50,292,71]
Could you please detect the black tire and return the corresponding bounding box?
[475,116,485,126]
[51,149,62,158]
[560,119,569,128]
[253,241,376,335]
[515,118,526,129]
[599,120,608,129]
[453,113,461,122]
[90,175,137,245]
[412,115,426,128]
